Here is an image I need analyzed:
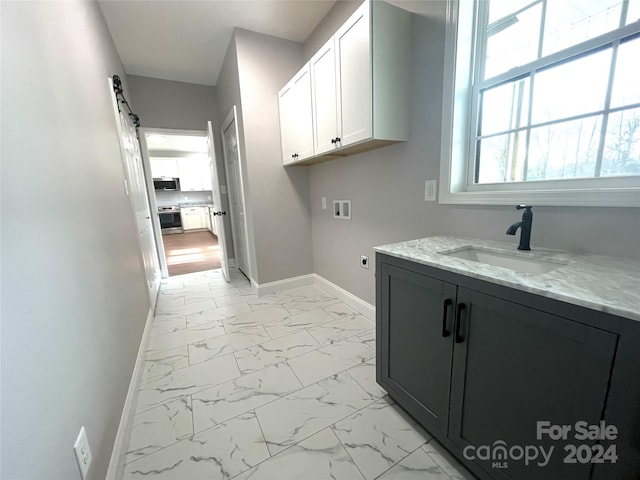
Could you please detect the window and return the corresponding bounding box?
[440,0,640,206]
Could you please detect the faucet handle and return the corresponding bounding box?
[516,205,532,210]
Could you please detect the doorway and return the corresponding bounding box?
[139,128,230,279]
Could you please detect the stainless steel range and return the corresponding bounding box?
[158,206,183,234]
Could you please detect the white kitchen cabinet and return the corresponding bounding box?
[282,0,410,165]
[278,64,313,165]
[181,206,208,230]
[178,157,212,191]
[208,207,217,235]
[150,158,179,178]
[205,207,212,232]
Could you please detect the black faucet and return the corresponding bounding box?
[506,205,533,251]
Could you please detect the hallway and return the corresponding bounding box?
[120,270,472,480]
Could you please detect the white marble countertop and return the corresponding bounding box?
[374,236,640,322]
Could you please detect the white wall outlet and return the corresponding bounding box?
[425,179,437,201]
[73,426,92,479]
[221,185,227,194]
[322,197,327,209]
[360,255,369,269]
[333,200,352,220]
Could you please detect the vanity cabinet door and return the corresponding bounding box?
[378,262,457,438]
[449,287,617,480]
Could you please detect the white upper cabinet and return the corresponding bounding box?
[178,157,212,191]
[310,39,339,155]
[150,158,179,178]
[335,5,372,147]
[280,0,410,165]
[279,64,314,165]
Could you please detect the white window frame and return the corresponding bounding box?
[439,0,640,207]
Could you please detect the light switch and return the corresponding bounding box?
[425,180,437,201]
[322,197,327,209]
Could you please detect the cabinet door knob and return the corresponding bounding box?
[335,137,341,143]
[455,303,466,343]
[331,138,336,144]
[442,299,453,337]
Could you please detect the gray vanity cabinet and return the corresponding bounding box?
[378,262,456,438]
[448,287,617,480]
[376,253,636,480]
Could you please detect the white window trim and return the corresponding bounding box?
[439,0,640,207]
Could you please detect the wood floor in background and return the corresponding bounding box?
[162,230,221,277]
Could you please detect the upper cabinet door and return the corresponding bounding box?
[310,39,339,155]
[178,157,211,191]
[335,4,372,147]
[279,64,314,165]
[278,81,297,165]
[197,158,213,191]
[293,65,314,160]
[150,158,179,178]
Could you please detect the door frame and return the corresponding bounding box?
[221,106,254,282]
[138,127,208,279]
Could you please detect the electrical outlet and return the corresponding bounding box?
[425,180,437,201]
[360,255,369,269]
[73,427,92,479]
[322,197,327,209]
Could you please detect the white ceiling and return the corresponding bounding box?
[99,0,337,86]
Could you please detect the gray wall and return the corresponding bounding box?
[303,0,362,61]
[215,35,252,274]
[233,29,314,284]
[307,2,640,304]
[1,3,150,479]
[127,75,218,131]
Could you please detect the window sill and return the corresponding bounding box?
[438,186,640,207]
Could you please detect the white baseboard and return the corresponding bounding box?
[250,273,375,318]
[313,274,376,320]
[106,306,155,480]
[254,273,316,297]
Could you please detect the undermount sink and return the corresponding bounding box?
[442,247,566,274]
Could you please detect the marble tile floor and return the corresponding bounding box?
[121,269,474,480]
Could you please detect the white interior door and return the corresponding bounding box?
[207,121,230,281]
[138,131,169,279]
[109,78,160,305]
[221,106,251,278]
